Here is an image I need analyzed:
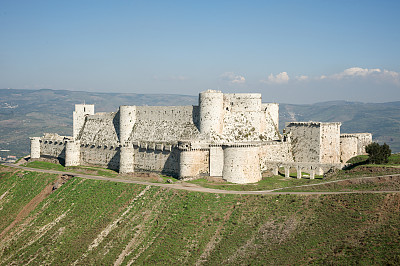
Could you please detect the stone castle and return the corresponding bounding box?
[30,90,372,183]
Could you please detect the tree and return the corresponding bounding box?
[365,142,391,164]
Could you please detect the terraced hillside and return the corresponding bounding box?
[1,165,399,265]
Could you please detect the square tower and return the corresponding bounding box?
[286,122,341,164]
[73,104,94,139]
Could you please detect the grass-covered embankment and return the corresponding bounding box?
[23,157,400,192]
[23,161,179,183]
[0,165,399,265]
[24,161,119,177]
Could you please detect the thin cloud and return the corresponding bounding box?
[263,72,289,84]
[331,67,381,79]
[320,67,400,84]
[220,72,246,84]
[295,75,308,81]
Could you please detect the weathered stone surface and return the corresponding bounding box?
[222,144,261,184]
[340,133,372,163]
[30,137,41,159]
[286,122,342,164]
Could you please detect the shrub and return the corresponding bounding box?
[365,142,391,164]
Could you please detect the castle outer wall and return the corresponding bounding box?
[31,90,372,184]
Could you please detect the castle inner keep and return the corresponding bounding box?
[30,90,372,184]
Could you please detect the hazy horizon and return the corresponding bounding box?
[3,87,400,105]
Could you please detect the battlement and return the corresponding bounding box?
[286,121,342,127]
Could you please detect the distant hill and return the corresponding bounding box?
[1,88,399,156]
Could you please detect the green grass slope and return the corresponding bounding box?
[1,166,399,265]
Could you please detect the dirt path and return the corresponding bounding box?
[4,163,400,195]
[0,182,53,239]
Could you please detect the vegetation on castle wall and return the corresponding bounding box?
[1,166,400,265]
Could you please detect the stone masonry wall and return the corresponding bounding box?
[40,140,66,159]
[340,133,372,163]
[287,122,321,163]
[73,104,94,139]
[40,133,68,159]
[262,103,279,133]
[179,149,209,178]
[222,145,261,184]
[209,146,224,176]
[199,90,224,135]
[259,141,293,171]
[79,112,119,146]
[80,145,120,170]
[340,135,358,163]
[355,133,372,154]
[320,123,341,164]
[132,106,201,142]
[223,93,262,112]
[211,93,278,143]
[135,148,180,176]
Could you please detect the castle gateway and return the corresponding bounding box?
[30,90,372,183]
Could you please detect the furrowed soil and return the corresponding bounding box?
[0,165,399,265]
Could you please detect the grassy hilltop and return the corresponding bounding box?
[1,165,400,265]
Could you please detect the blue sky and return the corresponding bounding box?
[1,0,399,103]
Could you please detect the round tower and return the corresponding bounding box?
[119,146,135,174]
[199,90,224,135]
[30,137,41,159]
[119,106,136,144]
[65,140,81,167]
[178,141,209,178]
[222,144,261,184]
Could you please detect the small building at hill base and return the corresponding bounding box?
[30,90,372,184]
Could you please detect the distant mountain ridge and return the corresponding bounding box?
[1,88,399,156]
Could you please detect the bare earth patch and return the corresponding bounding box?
[0,183,53,239]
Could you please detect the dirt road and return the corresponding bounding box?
[4,163,400,195]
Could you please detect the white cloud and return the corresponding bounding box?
[331,67,381,79]
[320,67,400,85]
[264,72,289,84]
[220,72,246,84]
